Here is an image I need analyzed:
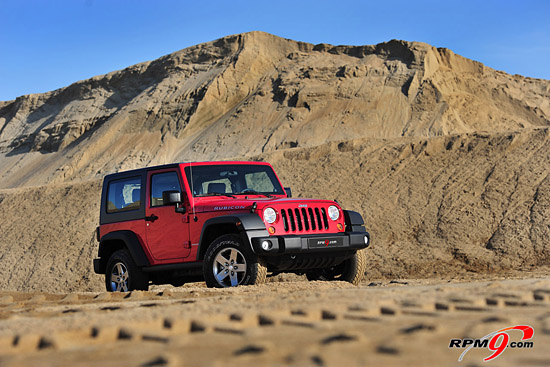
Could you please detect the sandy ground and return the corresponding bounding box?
[1,271,549,367]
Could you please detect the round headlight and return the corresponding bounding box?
[328,205,340,221]
[263,207,277,224]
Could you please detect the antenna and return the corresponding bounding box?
[169,84,199,222]
[189,162,197,222]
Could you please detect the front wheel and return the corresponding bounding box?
[203,234,267,288]
[105,249,149,292]
[306,249,366,285]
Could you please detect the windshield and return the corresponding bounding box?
[184,164,284,197]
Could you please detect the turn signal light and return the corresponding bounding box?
[337,223,343,231]
[268,226,276,234]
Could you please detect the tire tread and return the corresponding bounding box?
[203,234,266,288]
[305,249,366,286]
[347,249,367,285]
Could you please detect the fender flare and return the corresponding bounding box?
[97,230,151,273]
[343,210,366,233]
[198,213,268,259]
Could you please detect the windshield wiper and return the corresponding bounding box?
[196,192,236,198]
[235,189,273,198]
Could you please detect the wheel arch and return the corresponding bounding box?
[197,214,268,260]
[97,230,150,273]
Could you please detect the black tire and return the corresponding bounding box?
[203,234,267,288]
[306,249,366,286]
[105,249,149,292]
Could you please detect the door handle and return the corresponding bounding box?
[145,214,159,222]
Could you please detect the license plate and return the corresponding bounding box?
[308,237,344,249]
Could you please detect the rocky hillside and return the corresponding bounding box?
[0,32,549,292]
[0,31,548,189]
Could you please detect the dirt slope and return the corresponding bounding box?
[1,128,548,292]
[265,128,550,278]
[0,180,102,292]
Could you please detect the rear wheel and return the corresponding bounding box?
[306,249,366,285]
[203,234,267,288]
[105,250,149,292]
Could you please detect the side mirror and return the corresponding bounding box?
[162,190,182,205]
[284,187,292,198]
[162,190,186,214]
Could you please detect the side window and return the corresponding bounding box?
[106,177,141,213]
[151,171,182,207]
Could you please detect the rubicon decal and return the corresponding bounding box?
[449,325,534,362]
[213,206,246,210]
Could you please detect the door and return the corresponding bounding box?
[145,169,190,261]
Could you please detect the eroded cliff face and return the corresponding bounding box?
[1,31,549,189]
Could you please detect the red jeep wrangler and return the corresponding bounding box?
[93,161,370,291]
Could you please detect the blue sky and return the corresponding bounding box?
[1,0,549,101]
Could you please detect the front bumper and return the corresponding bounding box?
[251,231,370,256]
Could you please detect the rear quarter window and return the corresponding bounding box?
[106,177,141,213]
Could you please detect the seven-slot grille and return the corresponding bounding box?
[280,207,329,233]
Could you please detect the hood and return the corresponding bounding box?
[191,195,346,236]
[191,196,338,214]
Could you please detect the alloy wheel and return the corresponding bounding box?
[110,262,129,292]
[212,248,247,287]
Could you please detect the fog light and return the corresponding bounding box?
[364,235,369,245]
[261,240,273,251]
